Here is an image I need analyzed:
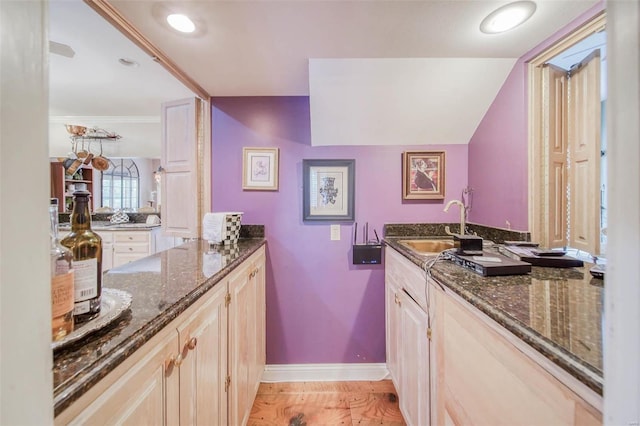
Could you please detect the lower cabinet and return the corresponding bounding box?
[385,248,432,426]
[228,247,266,426]
[55,245,266,426]
[385,246,602,426]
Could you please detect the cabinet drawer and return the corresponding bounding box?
[114,244,149,254]
[385,247,427,311]
[115,232,150,244]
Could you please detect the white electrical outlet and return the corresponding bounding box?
[330,224,340,240]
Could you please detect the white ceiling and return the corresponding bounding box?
[107,0,599,96]
[48,0,600,153]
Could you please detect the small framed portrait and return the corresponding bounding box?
[303,159,355,222]
[242,147,279,190]
[402,151,446,200]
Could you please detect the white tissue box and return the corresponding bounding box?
[203,212,243,245]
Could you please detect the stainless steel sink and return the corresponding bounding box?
[398,238,455,255]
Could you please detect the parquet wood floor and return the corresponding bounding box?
[248,380,406,426]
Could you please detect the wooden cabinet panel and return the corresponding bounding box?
[56,245,267,426]
[178,282,228,426]
[161,98,198,239]
[399,290,430,426]
[385,247,431,426]
[441,289,601,426]
[229,246,266,426]
[59,328,179,426]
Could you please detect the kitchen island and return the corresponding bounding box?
[53,236,266,422]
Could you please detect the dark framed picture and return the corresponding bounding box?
[303,159,355,221]
[402,151,446,200]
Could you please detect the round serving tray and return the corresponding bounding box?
[52,288,132,351]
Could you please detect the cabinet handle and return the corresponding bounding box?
[129,247,133,251]
[165,353,183,375]
[395,293,402,306]
[173,353,183,367]
[186,337,198,350]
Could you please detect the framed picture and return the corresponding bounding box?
[303,159,355,221]
[242,147,279,190]
[402,151,446,200]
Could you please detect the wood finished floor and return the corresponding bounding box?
[248,380,406,426]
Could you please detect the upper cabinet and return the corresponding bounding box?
[161,98,200,239]
[50,161,94,213]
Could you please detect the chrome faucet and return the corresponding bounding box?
[444,199,466,236]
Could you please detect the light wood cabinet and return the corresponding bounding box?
[385,246,602,426]
[56,245,266,426]
[385,248,432,426]
[56,318,180,425]
[177,282,229,425]
[228,247,266,426]
[435,287,601,426]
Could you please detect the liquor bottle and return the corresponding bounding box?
[61,190,102,322]
[50,199,74,340]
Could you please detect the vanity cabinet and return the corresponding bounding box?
[55,245,266,426]
[385,246,602,426]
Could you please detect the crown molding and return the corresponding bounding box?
[50,116,160,124]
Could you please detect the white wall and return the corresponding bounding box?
[604,0,640,423]
[1,0,54,423]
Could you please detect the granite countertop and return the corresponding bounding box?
[384,236,604,396]
[52,237,266,416]
[58,221,161,231]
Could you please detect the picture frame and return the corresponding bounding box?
[402,151,446,200]
[303,159,355,222]
[242,147,279,190]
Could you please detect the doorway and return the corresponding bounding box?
[528,12,606,258]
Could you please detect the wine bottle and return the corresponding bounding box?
[50,198,74,340]
[61,190,102,323]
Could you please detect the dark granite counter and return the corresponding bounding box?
[52,237,266,416]
[384,235,604,396]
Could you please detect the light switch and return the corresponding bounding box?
[330,224,340,240]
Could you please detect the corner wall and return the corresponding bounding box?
[212,96,468,364]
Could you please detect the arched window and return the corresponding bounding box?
[102,159,140,210]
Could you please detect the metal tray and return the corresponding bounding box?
[51,288,132,351]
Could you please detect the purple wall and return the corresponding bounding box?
[212,97,468,364]
[467,2,605,231]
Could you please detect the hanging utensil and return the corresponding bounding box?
[91,140,109,171]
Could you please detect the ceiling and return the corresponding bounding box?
[48,0,600,154]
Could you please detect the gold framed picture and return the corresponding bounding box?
[402,151,446,200]
[242,147,279,191]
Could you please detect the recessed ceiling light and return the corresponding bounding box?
[118,58,139,67]
[480,1,537,34]
[166,13,195,33]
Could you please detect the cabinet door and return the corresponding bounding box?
[250,248,266,392]
[399,290,430,426]
[228,260,254,426]
[385,270,402,388]
[64,329,179,426]
[161,98,199,239]
[441,291,601,426]
[177,282,228,426]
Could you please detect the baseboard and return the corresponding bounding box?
[261,363,390,382]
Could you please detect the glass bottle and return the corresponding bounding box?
[50,198,74,340]
[61,190,102,323]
